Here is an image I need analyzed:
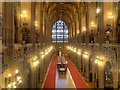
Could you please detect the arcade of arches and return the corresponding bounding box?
[0,1,120,89]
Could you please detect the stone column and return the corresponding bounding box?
[85,3,89,47]
[42,7,46,45]
[85,2,89,81]
[31,2,36,54]
[99,2,104,49]
[78,3,82,45]
[2,2,15,88]
[98,66,104,88]
[39,3,44,86]
[112,46,120,89]
[116,2,120,43]
[98,2,104,88]
[39,3,43,44]
[2,2,15,65]
[31,2,36,88]
[92,60,95,86]
[113,72,118,88]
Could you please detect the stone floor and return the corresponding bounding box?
[56,68,76,88]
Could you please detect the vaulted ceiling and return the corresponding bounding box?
[45,2,82,29]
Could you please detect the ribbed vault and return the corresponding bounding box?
[46,2,79,34]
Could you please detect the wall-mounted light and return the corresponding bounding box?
[73,48,77,52]
[21,11,27,18]
[82,27,86,33]
[8,74,11,77]
[77,30,79,35]
[40,46,53,59]
[67,46,71,50]
[96,8,100,14]
[35,21,38,27]
[33,60,39,67]
[6,70,22,88]
[77,49,81,55]
[95,59,98,64]
[15,70,22,85]
[95,56,103,66]
[8,83,12,88]
[108,13,114,25]
[83,52,89,59]
[12,82,17,88]
[41,55,44,59]
[33,56,39,67]
[21,10,27,25]
[41,52,44,55]
[91,22,95,28]
[45,52,48,55]
[15,70,19,74]
[45,49,48,52]
[67,46,82,56]
[98,61,103,65]
[6,74,12,88]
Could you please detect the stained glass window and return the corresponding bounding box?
[52,20,68,43]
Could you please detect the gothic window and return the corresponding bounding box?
[52,20,68,43]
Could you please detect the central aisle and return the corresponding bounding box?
[56,69,76,88]
[43,56,89,89]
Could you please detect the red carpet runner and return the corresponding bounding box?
[66,57,89,89]
[44,56,88,89]
[43,56,57,89]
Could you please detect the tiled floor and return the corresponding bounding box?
[56,68,76,89]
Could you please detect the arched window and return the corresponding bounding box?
[52,20,68,43]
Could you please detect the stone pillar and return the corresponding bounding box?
[42,7,46,45]
[92,60,95,86]
[78,3,82,45]
[98,2,104,88]
[14,2,22,43]
[99,2,104,49]
[2,2,15,88]
[116,2,120,43]
[85,2,89,81]
[113,74,118,89]
[82,56,85,75]
[39,3,44,86]
[2,2,15,65]
[44,17,47,45]
[85,3,89,47]
[39,3,43,44]
[98,66,104,88]
[31,2,36,54]
[31,2,36,88]
[113,60,119,88]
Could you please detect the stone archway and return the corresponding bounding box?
[104,62,113,88]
